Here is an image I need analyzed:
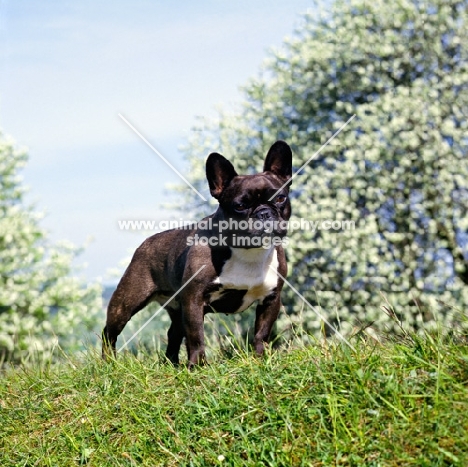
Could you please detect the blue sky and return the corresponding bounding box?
[1,0,315,284]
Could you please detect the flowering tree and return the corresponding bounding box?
[0,132,102,363]
[179,0,468,336]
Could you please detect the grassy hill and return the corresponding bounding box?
[1,333,467,466]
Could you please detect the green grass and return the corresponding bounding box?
[1,333,467,466]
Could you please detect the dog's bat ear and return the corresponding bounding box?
[263,141,292,182]
[206,153,238,199]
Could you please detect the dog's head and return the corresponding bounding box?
[206,141,292,247]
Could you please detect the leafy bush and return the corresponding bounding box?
[178,0,468,338]
[0,132,102,364]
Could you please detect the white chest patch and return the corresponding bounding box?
[211,247,279,313]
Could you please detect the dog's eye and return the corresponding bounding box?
[275,195,287,204]
[234,202,248,212]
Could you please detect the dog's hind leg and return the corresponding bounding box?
[102,264,157,359]
[165,309,185,365]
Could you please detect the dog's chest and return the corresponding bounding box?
[208,248,279,314]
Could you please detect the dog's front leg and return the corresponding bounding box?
[253,293,282,356]
[181,292,206,367]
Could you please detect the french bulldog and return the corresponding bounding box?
[102,140,292,366]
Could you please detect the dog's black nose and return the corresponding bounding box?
[254,208,273,221]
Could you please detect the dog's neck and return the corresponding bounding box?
[229,245,275,263]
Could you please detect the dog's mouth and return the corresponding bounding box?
[250,224,288,238]
[248,206,288,236]
[225,218,288,239]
